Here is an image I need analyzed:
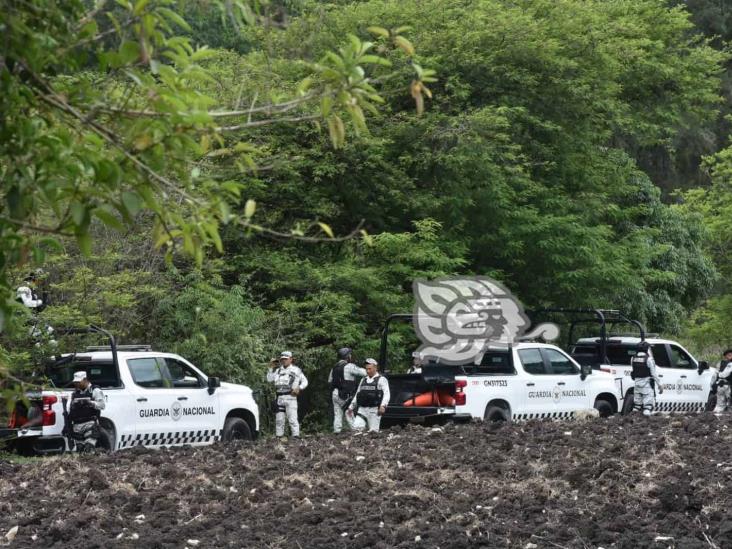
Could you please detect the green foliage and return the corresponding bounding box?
[0,0,429,333]
[152,274,270,386]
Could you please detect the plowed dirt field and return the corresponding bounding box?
[2,415,732,548]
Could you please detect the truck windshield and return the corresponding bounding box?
[46,360,122,389]
[571,343,637,367]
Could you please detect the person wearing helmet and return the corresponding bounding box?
[408,351,423,374]
[347,358,390,433]
[630,340,663,416]
[328,347,366,433]
[266,351,308,439]
[713,349,732,414]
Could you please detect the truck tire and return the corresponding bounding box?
[97,427,114,452]
[621,391,634,415]
[706,392,717,412]
[222,417,253,442]
[593,398,613,418]
[484,405,510,423]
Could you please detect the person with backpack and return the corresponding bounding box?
[328,347,366,433]
[630,341,663,416]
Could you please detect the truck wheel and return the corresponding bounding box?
[706,392,717,412]
[621,392,634,415]
[484,405,510,423]
[222,417,253,442]
[593,399,613,418]
[97,427,114,452]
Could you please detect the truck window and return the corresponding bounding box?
[605,345,637,365]
[542,348,579,375]
[668,345,695,369]
[47,360,122,389]
[650,344,670,368]
[477,351,515,375]
[128,358,171,388]
[165,358,205,388]
[570,345,598,367]
[518,349,548,375]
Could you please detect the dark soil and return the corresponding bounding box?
[2,415,732,548]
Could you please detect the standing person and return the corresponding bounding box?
[714,349,732,414]
[347,358,390,433]
[408,351,423,374]
[267,351,308,439]
[630,341,663,416]
[328,347,366,433]
[66,371,106,451]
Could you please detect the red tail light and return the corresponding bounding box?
[42,395,57,426]
[8,408,17,429]
[454,379,467,406]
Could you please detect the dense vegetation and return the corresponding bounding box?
[3,0,732,430]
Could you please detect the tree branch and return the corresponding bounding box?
[216,114,320,132]
[239,218,366,243]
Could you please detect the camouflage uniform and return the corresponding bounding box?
[714,361,732,414]
[631,350,662,416]
[267,364,308,437]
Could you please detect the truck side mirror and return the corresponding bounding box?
[207,376,221,395]
[698,361,709,375]
[580,364,592,381]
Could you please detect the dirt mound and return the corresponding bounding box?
[2,415,732,548]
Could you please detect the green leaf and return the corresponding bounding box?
[318,222,334,238]
[70,202,86,226]
[158,7,191,31]
[94,208,125,231]
[76,232,93,256]
[244,199,256,219]
[122,191,143,216]
[118,41,141,65]
[394,36,415,56]
[367,26,389,38]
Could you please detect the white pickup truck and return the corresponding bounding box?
[4,345,259,453]
[571,336,714,414]
[383,342,622,426]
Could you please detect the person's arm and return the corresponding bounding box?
[379,377,390,409]
[91,387,106,411]
[353,365,367,378]
[719,363,732,380]
[266,367,277,383]
[348,380,363,413]
[297,367,308,391]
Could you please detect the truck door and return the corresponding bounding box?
[667,344,710,412]
[650,344,682,411]
[540,347,589,416]
[516,348,557,419]
[163,357,219,444]
[127,357,181,448]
